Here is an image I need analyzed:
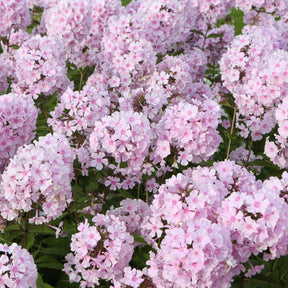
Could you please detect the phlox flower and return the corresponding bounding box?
[0,0,31,37]
[0,243,37,288]
[14,34,70,98]
[0,133,75,224]
[64,215,134,287]
[0,93,38,166]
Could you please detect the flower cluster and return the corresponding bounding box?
[236,0,288,16]
[133,0,196,54]
[99,13,157,92]
[218,175,288,265]
[43,0,93,63]
[0,133,75,224]
[106,198,151,236]
[0,93,38,167]
[265,96,288,168]
[49,84,110,144]
[140,160,288,287]
[152,98,221,165]
[0,0,31,37]
[0,243,37,288]
[0,56,10,93]
[70,0,123,67]
[14,34,70,98]
[142,161,253,287]
[89,110,152,183]
[189,0,235,25]
[63,214,134,287]
[220,24,288,140]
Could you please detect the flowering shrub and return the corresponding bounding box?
[1,1,288,288]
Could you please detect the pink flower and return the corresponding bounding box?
[121,267,144,288]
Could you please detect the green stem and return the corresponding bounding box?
[146,185,149,204]
[42,94,52,133]
[79,52,88,91]
[245,138,253,167]
[137,183,140,200]
[74,158,79,225]
[23,212,29,249]
[201,24,211,51]
[226,104,237,160]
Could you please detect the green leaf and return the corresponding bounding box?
[190,29,205,37]
[219,101,235,108]
[248,159,280,169]
[4,224,21,232]
[35,255,63,270]
[30,225,56,235]
[9,44,20,49]
[121,0,132,6]
[26,232,35,250]
[86,181,99,191]
[37,273,55,288]
[36,262,64,270]
[230,7,245,35]
[207,33,224,38]
[8,230,24,241]
[40,247,68,256]
[120,161,128,168]
[245,274,282,287]
[132,234,149,245]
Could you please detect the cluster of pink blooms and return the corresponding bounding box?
[2,0,288,287]
[138,160,288,287]
[49,84,110,142]
[0,56,10,93]
[99,13,157,92]
[0,242,37,288]
[0,133,74,224]
[118,50,208,122]
[63,214,134,287]
[220,23,288,140]
[265,96,288,168]
[218,170,288,266]
[130,0,196,54]
[152,98,221,165]
[106,198,151,236]
[85,0,123,55]
[0,0,31,37]
[89,110,152,183]
[42,0,93,63]
[235,0,288,16]
[14,34,70,98]
[0,93,38,167]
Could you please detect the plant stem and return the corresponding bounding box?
[245,138,253,167]
[23,212,29,249]
[42,94,52,133]
[74,158,79,225]
[137,183,140,200]
[79,52,88,91]
[226,104,237,160]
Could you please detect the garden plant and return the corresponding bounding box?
[1,0,288,287]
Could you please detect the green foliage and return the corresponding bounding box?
[217,7,245,35]
[121,0,132,6]
[34,94,57,139]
